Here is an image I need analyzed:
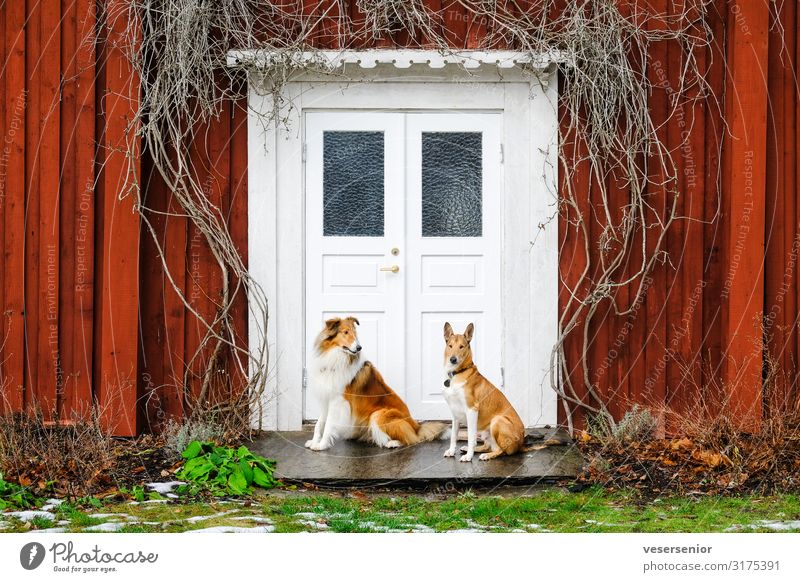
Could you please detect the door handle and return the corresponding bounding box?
[379,265,400,273]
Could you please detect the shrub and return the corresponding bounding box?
[0,473,41,510]
[162,418,224,460]
[176,441,279,496]
[588,404,657,446]
[0,410,114,499]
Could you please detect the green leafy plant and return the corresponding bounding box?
[176,441,279,496]
[0,473,41,510]
[118,486,163,503]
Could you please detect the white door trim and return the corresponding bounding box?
[247,63,559,430]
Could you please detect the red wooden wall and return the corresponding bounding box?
[0,0,141,434]
[0,1,797,434]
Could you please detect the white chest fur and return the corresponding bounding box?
[442,378,469,423]
[309,349,361,402]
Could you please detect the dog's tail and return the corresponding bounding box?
[415,421,449,443]
[520,436,567,453]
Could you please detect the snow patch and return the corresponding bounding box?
[89,513,137,521]
[185,525,275,533]
[146,481,186,495]
[728,520,800,532]
[183,511,237,523]
[84,522,128,532]
[231,516,273,523]
[4,510,55,522]
[298,520,329,530]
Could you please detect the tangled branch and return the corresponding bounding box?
[108,0,715,433]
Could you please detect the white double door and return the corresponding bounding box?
[305,111,502,420]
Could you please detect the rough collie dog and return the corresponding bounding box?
[304,316,446,451]
[442,322,526,461]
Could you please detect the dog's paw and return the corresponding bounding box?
[304,439,317,449]
[385,440,402,448]
[479,453,492,461]
[459,453,474,462]
[460,445,468,453]
[443,448,456,458]
[309,441,331,451]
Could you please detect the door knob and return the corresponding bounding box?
[380,265,400,273]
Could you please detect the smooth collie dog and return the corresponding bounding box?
[305,317,446,451]
[442,322,526,461]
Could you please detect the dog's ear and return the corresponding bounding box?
[443,322,454,341]
[324,318,341,337]
[346,316,360,326]
[464,323,475,342]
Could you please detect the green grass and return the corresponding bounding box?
[54,503,105,528]
[29,516,55,530]
[259,489,800,533]
[2,488,800,533]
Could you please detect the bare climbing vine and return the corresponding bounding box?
[108,0,715,433]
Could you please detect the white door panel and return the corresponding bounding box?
[305,111,502,420]
[305,113,406,419]
[405,113,502,418]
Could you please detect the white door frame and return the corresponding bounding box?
[247,57,560,430]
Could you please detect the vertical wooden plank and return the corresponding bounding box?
[720,0,769,429]
[606,0,633,421]
[784,0,799,410]
[1,0,26,412]
[465,3,487,49]
[606,169,630,421]
[227,95,249,403]
[58,0,96,420]
[347,0,369,48]
[138,156,166,432]
[557,96,592,427]
[678,4,707,420]
[207,103,231,407]
[184,125,211,408]
[184,108,228,410]
[664,0,685,426]
[72,0,96,417]
[587,172,611,417]
[443,0,468,48]
[0,0,7,402]
[24,0,42,414]
[37,0,62,419]
[644,0,669,432]
[163,186,188,422]
[59,0,77,419]
[140,146,188,430]
[702,0,727,408]
[419,0,443,48]
[623,0,649,413]
[96,0,141,436]
[183,128,208,409]
[780,0,797,410]
[764,0,787,414]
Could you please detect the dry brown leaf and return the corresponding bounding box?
[692,449,727,468]
[670,438,693,451]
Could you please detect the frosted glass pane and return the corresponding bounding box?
[323,131,384,237]
[421,132,482,237]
